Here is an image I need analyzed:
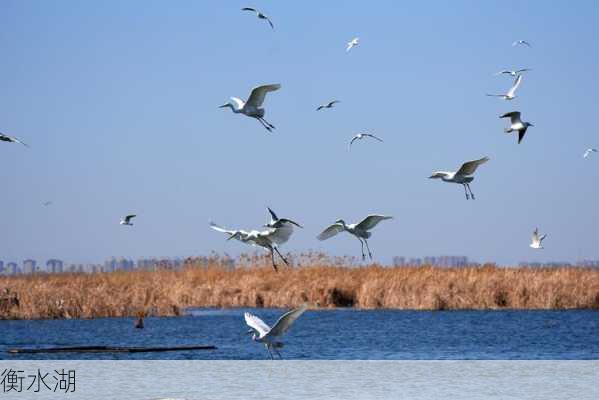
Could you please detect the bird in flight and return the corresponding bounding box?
[0,132,28,147]
[500,111,534,144]
[317,215,392,260]
[429,157,490,200]
[530,228,547,249]
[316,100,340,111]
[487,74,523,100]
[241,7,274,29]
[244,304,307,359]
[219,84,281,132]
[42,201,53,207]
[512,40,532,47]
[346,37,359,52]
[583,148,597,159]
[120,214,137,226]
[265,207,303,229]
[494,68,532,77]
[349,133,383,150]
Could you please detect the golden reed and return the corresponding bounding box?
[1,253,598,319]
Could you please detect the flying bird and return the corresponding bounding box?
[265,207,302,229]
[316,100,340,111]
[0,132,28,147]
[583,148,597,159]
[494,68,532,77]
[349,133,383,150]
[429,157,490,200]
[530,228,547,249]
[42,201,53,207]
[346,37,359,52]
[512,40,532,47]
[317,215,392,260]
[487,75,523,100]
[210,221,294,271]
[241,7,274,29]
[219,84,281,132]
[120,214,136,226]
[500,111,534,144]
[244,304,307,359]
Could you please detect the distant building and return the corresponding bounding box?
[0,261,4,274]
[393,256,469,267]
[23,259,37,274]
[46,259,64,273]
[6,262,19,275]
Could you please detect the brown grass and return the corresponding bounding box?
[1,254,598,319]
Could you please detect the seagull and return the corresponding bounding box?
[429,157,490,200]
[210,221,294,271]
[500,111,534,144]
[487,75,523,100]
[346,37,359,52]
[316,100,340,111]
[349,133,383,150]
[120,214,136,226]
[244,304,307,359]
[241,7,274,29]
[219,84,281,132]
[0,132,28,147]
[494,68,532,77]
[265,207,302,229]
[317,215,392,260]
[530,228,547,249]
[512,40,532,47]
[583,148,597,159]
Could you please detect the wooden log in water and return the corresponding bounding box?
[7,345,217,354]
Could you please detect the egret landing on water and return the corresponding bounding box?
[219,84,281,132]
[120,214,136,226]
[429,157,489,200]
[487,74,523,100]
[317,215,392,260]
[0,132,28,147]
[530,228,547,249]
[500,111,534,144]
[244,304,308,359]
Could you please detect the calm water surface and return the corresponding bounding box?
[0,309,597,360]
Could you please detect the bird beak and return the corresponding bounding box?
[428,175,435,179]
[218,103,228,108]
[529,123,535,127]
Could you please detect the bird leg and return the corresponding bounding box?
[255,117,272,132]
[467,184,475,200]
[357,238,366,260]
[260,117,276,129]
[273,347,283,359]
[364,239,373,260]
[463,184,470,200]
[266,344,274,360]
[269,249,278,272]
[274,247,290,267]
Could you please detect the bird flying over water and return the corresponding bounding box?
[0,132,28,147]
[487,74,523,100]
[349,133,383,150]
[241,7,274,29]
[316,100,340,111]
[346,37,359,52]
[429,157,489,200]
[219,84,281,132]
[494,68,532,77]
[512,40,532,47]
[317,215,392,260]
[583,148,597,159]
[120,214,136,226]
[500,111,534,144]
[530,228,547,249]
[244,304,307,359]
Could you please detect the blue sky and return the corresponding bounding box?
[1,1,598,265]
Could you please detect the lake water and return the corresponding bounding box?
[1,309,598,360]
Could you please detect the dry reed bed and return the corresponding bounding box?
[1,262,598,319]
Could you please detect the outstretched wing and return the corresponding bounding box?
[532,228,539,243]
[277,218,303,228]
[209,221,236,236]
[507,75,522,97]
[355,215,392,231]
[246,84,281,107]
[518,127,528,144]
[328,100,340,107]
[262,225,294,246]
[268,304,308,337]
[456,157,490,176]
[125,214,136,223]
[244,312,270,337]
[241,7,257,13]
[348,135,359,150]
[499,111,521,124]
[364,134,384,142]
[317,223,344,240]
[538,234,547,243]
[265,16,274,29]
[267,207,279,222]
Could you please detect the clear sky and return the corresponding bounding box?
[1,1,598,266]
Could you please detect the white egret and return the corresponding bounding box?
[244,304,307,359]
[583,148,597,159]
[429,157,489,200]
[346,37,359,52]
[265,207,302,229]
[512,40,532,47]
[317,215,392,260]
[0,132,28,147]
[348,133,383,150]
[120,214,136,226]
[219,84,281,132]
[530,228,547,249]
[241,7,274,29]
[494,68,531,77]
[487,75,523,100]
[316,100,340,111]
[500,111,534,144]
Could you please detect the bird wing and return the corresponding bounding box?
[538,234,547,243]
[316,105,324,111]
[348,135,359,150]
[125,214,136,222]
[317,223,345,240]
[246,84,281,107]
[517,127,528,144]
[456,157,490,176]
[244,312,270,337]
[486,94,504,97]
[507,75,522,97]
[262,225,294,246]
[364,134,384,142]
[241,7,257,12]
[522,41,532,47]
[209,221,237,236]
[516,68,531,73]
[494,70,511,76]
[265,16,274,29]
[268,304,308,337]
[532,228,539,243]
[328,100,340,107]
[499,111,522,124]
[277,218,303,228]
[355,215,393,231]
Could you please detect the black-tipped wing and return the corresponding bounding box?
[500,111,522,124]
[518,127,528,144]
